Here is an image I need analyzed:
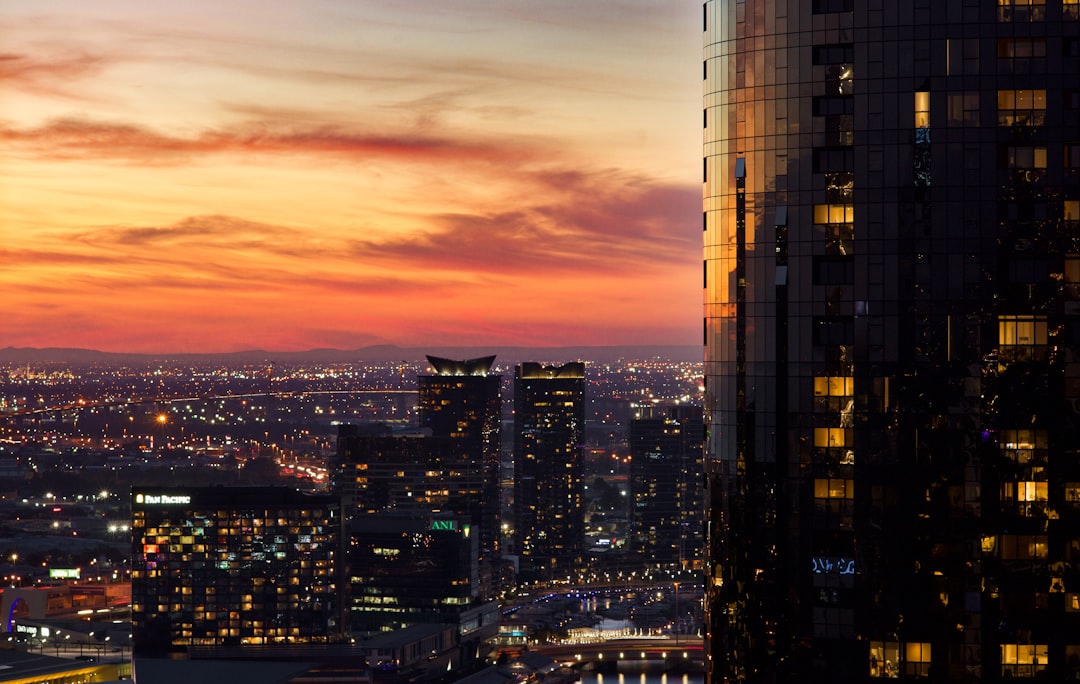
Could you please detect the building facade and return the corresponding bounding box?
[418,355,502,582]
[705,1,1080,682]
[629,404,704,568]
[348,513,496,641]
[130,487,346,656]
[513,362,585,580]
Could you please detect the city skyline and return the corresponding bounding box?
[1,0,701,354]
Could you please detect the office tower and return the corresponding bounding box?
[348,513,479,633]
[130,487,346,656]
[418,355,502,579]
[333,425,500,639]
[513,362,585,580]
[704,2,1080,682]
[332,423,438,515]
[629,404,704,568]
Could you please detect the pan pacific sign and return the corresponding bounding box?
[135,493,191,505]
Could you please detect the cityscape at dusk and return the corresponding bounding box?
[2,0,701,354]
[5,0,1080,683]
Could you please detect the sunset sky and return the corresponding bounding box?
[1,1,701,353]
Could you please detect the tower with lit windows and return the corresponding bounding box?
[513,362,585,580]
[629,404,704,568]
[704,1,1080,681]
[417,355,501,594]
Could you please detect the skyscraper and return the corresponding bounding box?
[705,2,1080,682]
[513,362,585,580]
[332,424,500,639]
[418,355,502,575]
[629,404,704,568]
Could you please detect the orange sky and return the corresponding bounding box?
[1,1,701,353]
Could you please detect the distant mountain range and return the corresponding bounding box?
[0,344,701,366]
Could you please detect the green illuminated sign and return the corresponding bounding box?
[429,520,457,531]
[49,568,81,579]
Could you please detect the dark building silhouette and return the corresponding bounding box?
[705,1,1080,682]
[628,404,704,568]
[348,513,495,649]
[130,487,346,657]
[333,424,499,642]
[513,362,585,580]
[418,355,502,586]
[332,423,438,515]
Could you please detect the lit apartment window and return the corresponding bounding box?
[1066,483,1080,503]
[998,534,1048,559]
[1066,202,1080,223]
[999,315,1047,361]
[997,90,1046,126]
[814,428,851,447]
[870,641,899,678]
[914,92,930,128]
[813,204,854,224]
[814,478,854,499]
[1065,0,1079,19]
[904,642,932,677]
[1001,481,1048,515]
[999,429,1047,463]
[998,0,1046,22]
[1002,481,1048,502]
[1001,644,1048,677]
[814,377,854,396]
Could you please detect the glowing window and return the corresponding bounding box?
[1067,0,1079,19]
[998,316,1047,362]
[814,478,854,499]
[814,377,854,396]
[914,92,930,128]
[813,204,854,224]
[998,0,1046,22]
[998,534,1048,559]
[999,429,1047,464]
[1065,483,1080,503]
[997,90,1047,126]
[869,641,899,678]
[1066,202,1080,223]
[1001,644,1048,677]
[905,642,931,677]
[814,428,850,447]
[1002,481,1047,502]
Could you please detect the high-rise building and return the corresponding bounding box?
[513,362,585,580]
[705,2,1080,682]
[418,355,502,573]
[348,513,492,640]
[629,404,704,568]
[332,424,500,639]
[332,423,439,515]
[130,487,346,657]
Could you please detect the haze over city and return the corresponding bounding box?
[2,0,701,354]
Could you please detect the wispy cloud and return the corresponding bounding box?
[0,51,110,99]
[351,172,700,274]
[0,117,525,165]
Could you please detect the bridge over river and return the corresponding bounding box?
[532,637,703,673]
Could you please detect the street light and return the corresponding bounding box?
[673,582,680,646]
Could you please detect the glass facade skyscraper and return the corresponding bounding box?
[704,1,1080,681]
